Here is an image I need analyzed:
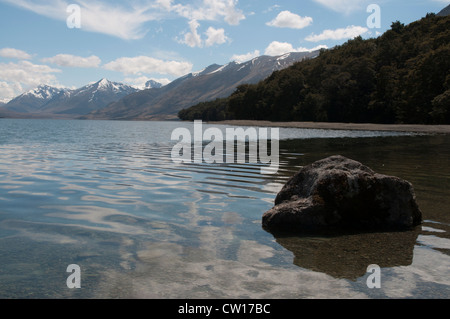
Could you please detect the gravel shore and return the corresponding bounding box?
[207,120,450,134]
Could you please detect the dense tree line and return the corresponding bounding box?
[179,15,450,124]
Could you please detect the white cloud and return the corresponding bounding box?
[266,10,313,29]
[0,81,22,103]
[74,0,159,40]
[263,5,281,13]
[103,56,193,77]
[157,0,245,25]
[0,61,62,102]
[0,48,32,60]
[305,25,369,42]
[182,20,203,48]
[124,76,171,90]
[231,50,260,63]
[1,0,67,20]
[205,27,228,47]
[0,61,61,85]
[264,41,296,56]
[1,0,245,42]
[264,41,328,56]
[42,54,101,68]
[1,0,159,40]
[312,0,370,14]
[298,45,329,52]
[180,20,229,48]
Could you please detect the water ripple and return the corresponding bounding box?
[0,119,449,298]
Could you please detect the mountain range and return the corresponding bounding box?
[0,51,319,120]
[1,4,448,122]
[1,79,139,118]
[179,13,450,125]
[83,51,319,121]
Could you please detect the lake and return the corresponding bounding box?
[0,119,449,299]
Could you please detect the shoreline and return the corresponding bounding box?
[207,120,450,134]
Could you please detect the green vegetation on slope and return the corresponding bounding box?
[179,15,450,124]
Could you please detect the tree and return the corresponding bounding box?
[391,21,405,33]
[179,15,450,124]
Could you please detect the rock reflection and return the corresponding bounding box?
[271,228,420,280]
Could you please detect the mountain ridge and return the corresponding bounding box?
[179,14,450,124]
[4,85,69,114]
[1,52,319,120]
[83,51,321,121]
[2,79,139,118]
[437,4,450,16]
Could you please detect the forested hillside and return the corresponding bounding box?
[179,14,450,124]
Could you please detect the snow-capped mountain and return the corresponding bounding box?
[25,85,67,100]
[3,79,138,117]
[45,78,139,115]
[85,51,321,121]
[3,51,321,120]
[145,80,163,89]
[5,85,69,113]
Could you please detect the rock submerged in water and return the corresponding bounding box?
[262,155,423,233]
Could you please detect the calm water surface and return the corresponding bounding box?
[0,119,449,299]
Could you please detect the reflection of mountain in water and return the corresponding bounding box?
[272,229,420,280]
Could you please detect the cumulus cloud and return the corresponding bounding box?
[205,27,229,47]
[103,56,193,77]
[305,25,369,42]
[231,50,260,63]
[157,0,245,25]
[182,20,203,48]
[180,20,229,48]
[264,41,328,56]
[0,61,61,84]
[0,48,32,60]
[0,81,22,103]
[264,41,297,56]
[123,76,171,90]
[42,54,101,68]
[0,61,62,102]
[266,10,313,29]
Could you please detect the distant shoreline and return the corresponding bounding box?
[207,120,450,134]
[2,117,450,134]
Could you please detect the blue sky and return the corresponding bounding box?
[0,0,448,102]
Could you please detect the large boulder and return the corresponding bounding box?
[262,155,423,233]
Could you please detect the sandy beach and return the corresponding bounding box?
[207,120,450,134]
